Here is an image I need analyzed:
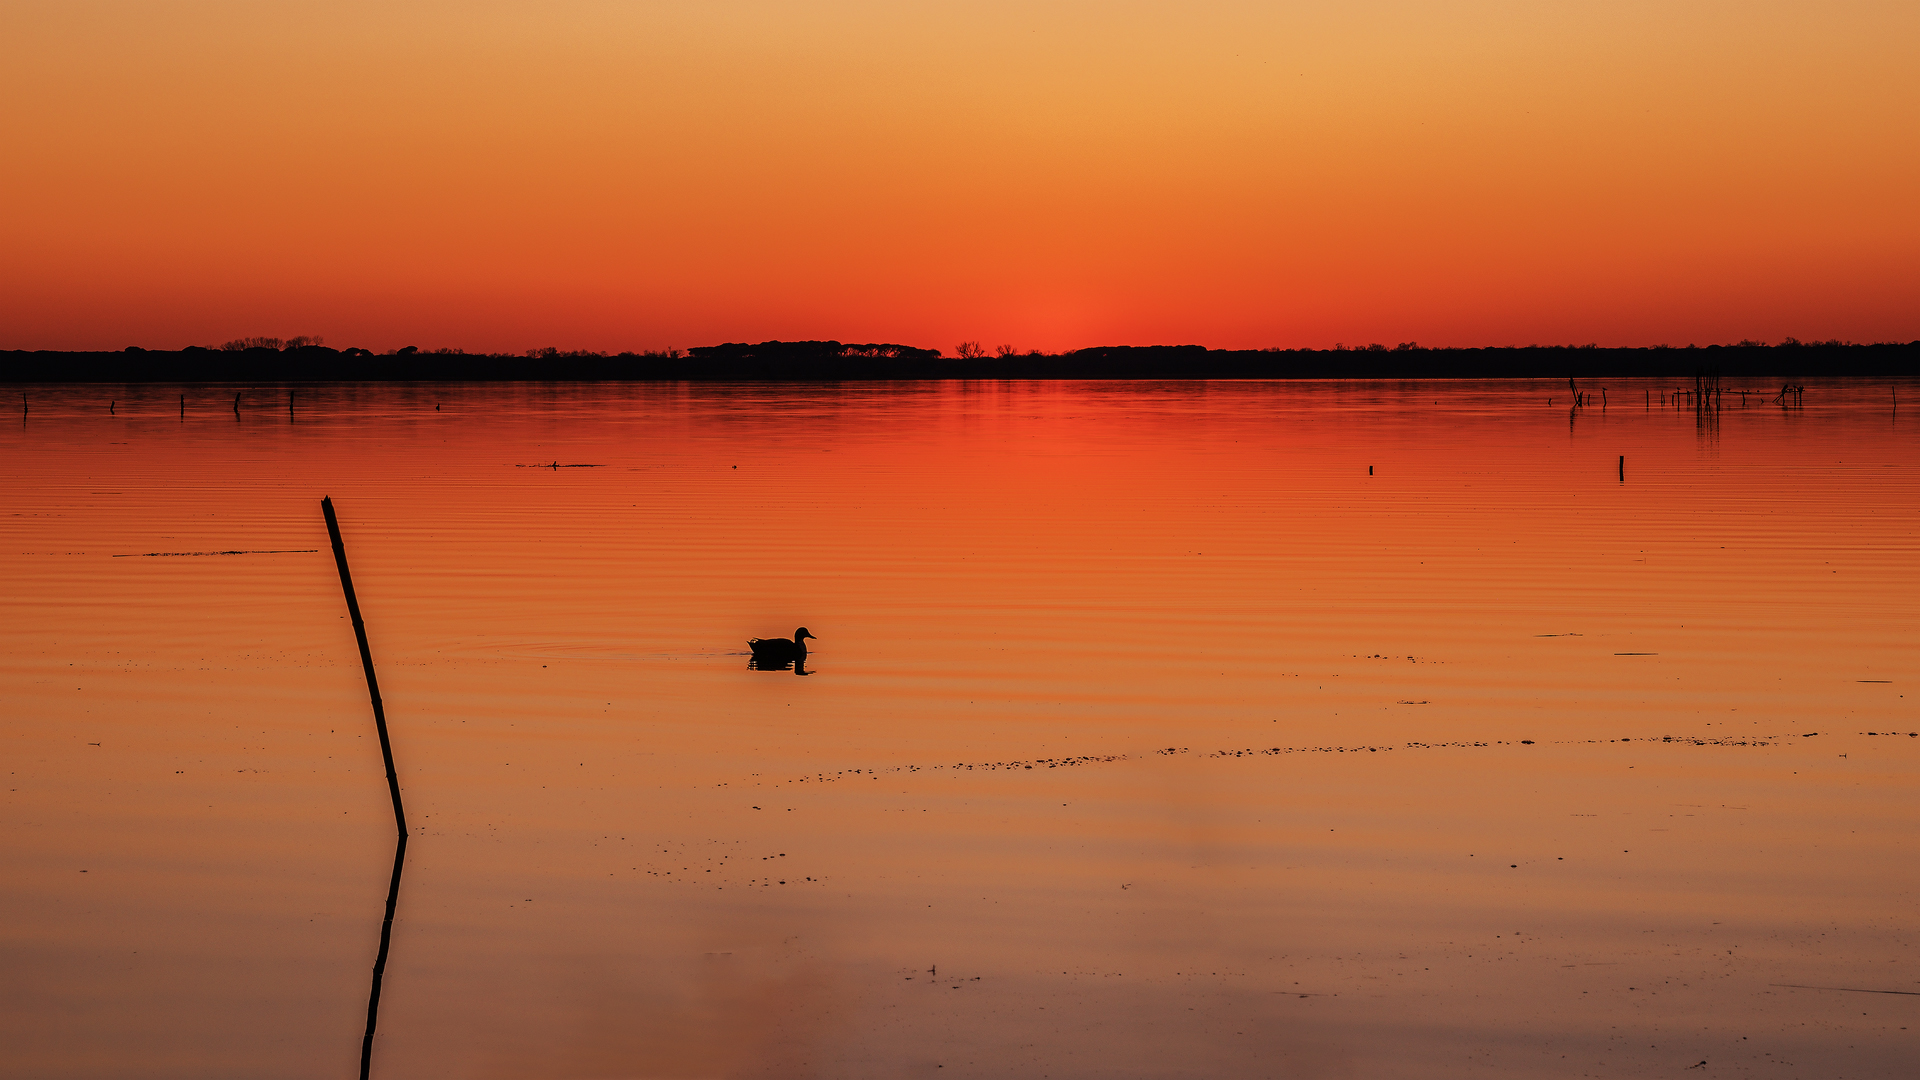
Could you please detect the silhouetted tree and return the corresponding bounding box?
[955,341,987,359]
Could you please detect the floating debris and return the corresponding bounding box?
[778,731,1818,785]
[112,549,318,558]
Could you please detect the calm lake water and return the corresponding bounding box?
[4,379,1916,1079]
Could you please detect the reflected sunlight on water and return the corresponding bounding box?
[3,380,1916,1078]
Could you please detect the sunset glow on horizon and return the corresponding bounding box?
[3,1,1915,355]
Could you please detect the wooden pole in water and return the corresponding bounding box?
[179,394,184,418]
[233,392,241,416]
[321,497,409,1080]
[321,497,406,834]
[1618,455,1624,482]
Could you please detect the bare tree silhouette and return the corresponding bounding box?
[218,335,324,351]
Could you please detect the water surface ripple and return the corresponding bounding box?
[4,380,1916,1078]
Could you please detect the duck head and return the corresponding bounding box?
[793,628,816,642]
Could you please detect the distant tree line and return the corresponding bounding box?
[8,337,1915,382]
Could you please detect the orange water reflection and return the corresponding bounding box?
[3,381,1916,1077]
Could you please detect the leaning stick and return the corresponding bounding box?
[322,497,406,834]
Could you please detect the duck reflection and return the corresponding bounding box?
[748,655,813,675]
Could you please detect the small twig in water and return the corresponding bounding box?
[1771,983,1920,996]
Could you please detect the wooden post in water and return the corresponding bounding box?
[321,498,406,834]
[321,497,409,1080]
[1618,455,1624,482]
[179,394,185,418]
[233,392,242,416]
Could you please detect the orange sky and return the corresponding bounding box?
[2,1,1915,354]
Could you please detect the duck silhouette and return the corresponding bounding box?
[748,628,815,663]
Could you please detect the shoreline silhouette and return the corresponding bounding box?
[2,338,1914,383]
